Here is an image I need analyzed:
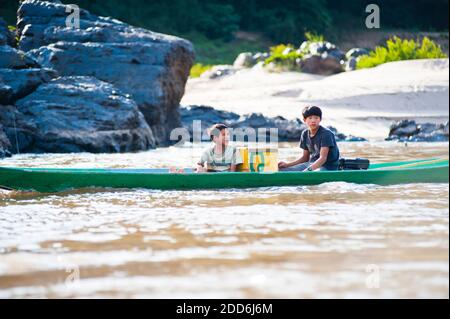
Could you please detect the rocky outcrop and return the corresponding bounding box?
[17,0,194,146]
[387,120,449,142]
[0,45,39,69]
[232,41,349,75]
[296,41,345,75]
[3,76,155,153]
[181,106,303,142]
[180,105,367,142]
[232,43,372,75]
[0,67,57,105]
[1,0,195,158]
[180,105,240,136]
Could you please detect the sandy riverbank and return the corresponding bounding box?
[181,59,449,139]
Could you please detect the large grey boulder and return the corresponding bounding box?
[8,76,156,153]
[0,67,57,105]
[18,0,194,146]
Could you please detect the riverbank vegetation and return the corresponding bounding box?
[356,36,448,69]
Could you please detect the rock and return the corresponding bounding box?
[233,52,255,68]
[296,41,345,74]
[18,0,194,146]
[0,45,40,69]
[0,124,12,158]
[443,121,449,136]
[0,68,58,105]
[324,50,346,62]
[344,135,368,142]
[300,41,345,60]
[179,105,240,141]
[344,48,370,71]
[389,120,419,137]
[345,57,358,71]
[345,48,369,59]
[301,41,333,55]
[327,126,347,141]
[0,18,15,47]
[234,113,306,142]
[11,76,155,153]
[252,52,269,63]
[181,106,305,142]
[407,131,448,142]
[181,105,239,126]
[387,120,449,142]
[180,105,366,143]
[417,123,439,134]
[200,65,236,79]
[0,105,38,153]
[299,54,343,75]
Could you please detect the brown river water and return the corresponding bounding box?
[0,142,448,298]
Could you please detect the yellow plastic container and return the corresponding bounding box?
[238,147,279,173]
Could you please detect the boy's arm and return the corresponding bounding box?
[281,149,310,168]
[307,147,329,171]
[196,152,208,173]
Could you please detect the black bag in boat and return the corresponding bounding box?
[338,158,370,170]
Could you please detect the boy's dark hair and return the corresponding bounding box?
[302,105,322,119]
[209,123,228,141]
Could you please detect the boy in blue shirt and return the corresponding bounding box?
[278,106,340,172]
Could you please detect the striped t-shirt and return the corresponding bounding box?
[199,145,243,172]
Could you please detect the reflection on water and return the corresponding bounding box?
[0,142,448,298]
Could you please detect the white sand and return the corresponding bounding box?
[181,59,449,139]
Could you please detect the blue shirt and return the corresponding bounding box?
[299,126,340,170]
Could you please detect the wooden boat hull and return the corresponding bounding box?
[0,159,448,193]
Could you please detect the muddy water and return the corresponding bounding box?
[0,142,448,298]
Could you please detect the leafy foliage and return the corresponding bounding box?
[190,63,213,78]
[304,31,325,42]
[357,37,448,69]
[264,44,303,71]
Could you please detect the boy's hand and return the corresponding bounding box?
[196,165,206,173]
[278,161,289,169]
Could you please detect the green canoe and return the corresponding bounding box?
[0,158,448,193]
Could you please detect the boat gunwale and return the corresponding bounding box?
[0,158,448,176]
